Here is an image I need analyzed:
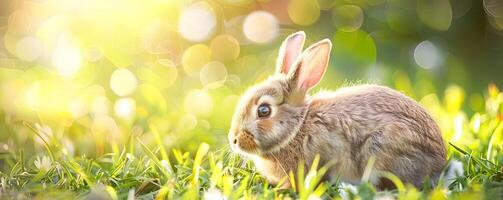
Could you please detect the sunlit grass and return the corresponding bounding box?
[0,85,501,199]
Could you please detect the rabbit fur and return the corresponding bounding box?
[228,31,446,190]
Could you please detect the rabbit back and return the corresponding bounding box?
[302,84,446,188]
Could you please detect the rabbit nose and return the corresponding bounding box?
[234,131,257,151]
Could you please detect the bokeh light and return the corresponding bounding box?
[445,84,465,113]
[134,84,167,115]
[483,0,503,17]
[6,9,32,34]
[184,90,213,117]
[332,30,376,68]
[91,96,110,116]
[417,0,452,31]
[91,115,120,137]
[288,0,320,26]
[110,69,138,96]
[84,46,103,62]
[200,61,228,89]
[182,44,211,76]
[52,34,82,78]
[68,97,88,119]
[484,0,503,30]
[210,35,240,62]
[332,5,364,32]
[137,60,178,89]
[178,2,217,42]
[178,113,198,131]
[15,36,42,62]
[414,40,443,70]
[36,15,69,45]
[385,1,422,34]
[114,98,136,119]
[25,83,40,110]
[243,11,279,44]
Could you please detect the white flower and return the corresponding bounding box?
[204,187,226,200]
[339,183,358,200]
[34,156,52,171]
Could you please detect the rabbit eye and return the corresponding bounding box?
[257,104,271,118]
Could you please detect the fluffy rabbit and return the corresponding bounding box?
[228,31,446,190]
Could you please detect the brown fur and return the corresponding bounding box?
[228,32,446,190]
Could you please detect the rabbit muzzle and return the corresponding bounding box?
[232,130,258,152]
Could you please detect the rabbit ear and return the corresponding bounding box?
[288,39,332,93]
[275,31,306,75]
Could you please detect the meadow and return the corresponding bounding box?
[0,0,503,199]
[3,85,503,199]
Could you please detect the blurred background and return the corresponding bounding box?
[0,0,502,158]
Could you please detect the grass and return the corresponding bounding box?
[1,85,503,200]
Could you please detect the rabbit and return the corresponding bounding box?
[228,31,446,190]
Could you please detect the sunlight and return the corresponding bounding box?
[26,83,40,110]
[114,98,136,119]
[52,34,82,78]
[110,69,138,97]
[243,11,279,44]
[178,2,217,42]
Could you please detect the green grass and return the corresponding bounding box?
[1,85,503,200]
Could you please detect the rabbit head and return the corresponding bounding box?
[229,32,332,156]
